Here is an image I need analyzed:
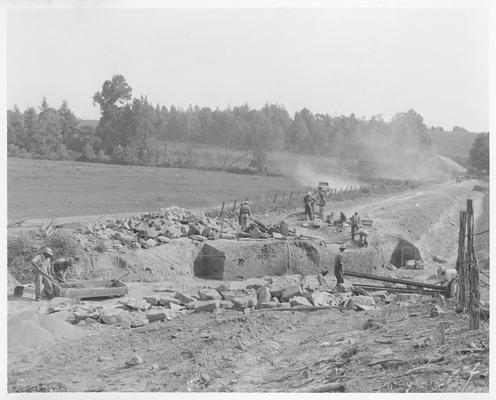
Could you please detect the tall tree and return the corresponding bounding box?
[290,112,311,152]
[468,132,489,172]
[93,75,133,153]
[7,105,25,146]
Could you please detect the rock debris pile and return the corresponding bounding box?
[75,206,239,252]
[43,273,448,334]
[72,206,295,254]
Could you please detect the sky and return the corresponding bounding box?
[7,7,489,131]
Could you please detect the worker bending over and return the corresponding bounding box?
[52,256,78,283]
[356,227,368,248]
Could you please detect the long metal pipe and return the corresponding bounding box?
[343,270,445,291]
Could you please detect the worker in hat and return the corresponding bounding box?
[316,187,326,220]
[31,247,55,301]
[350,212,360,240]
[303,191,315,221]
[238,201,251,232]
[52,256,78,283]
[334,245,346,288]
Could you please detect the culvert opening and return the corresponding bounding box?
[193,244,226,280]
[389,238,422,268]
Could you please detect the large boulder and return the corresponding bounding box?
[198,288,222,301]
[347,295,376,311]
[174,291,196,304]
[311,291,336,307]
[193,300,220,312]
[281,285,304,302]
[301,275,320,292]
[146,310,175,322]
[232,294,258,310]
[290,296,312,307]
[256,286,272,303]
[268,275,302,297]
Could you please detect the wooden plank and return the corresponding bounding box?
[66,280,114,288]
[61,286,128,299]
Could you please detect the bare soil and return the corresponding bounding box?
[7,178,489,393]
[8,301,489,393]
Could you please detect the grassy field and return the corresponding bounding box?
[7,158,305,220]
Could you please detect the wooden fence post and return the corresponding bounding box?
[456,210,467,311]
[467,199,480,329]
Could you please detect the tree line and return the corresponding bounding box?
[7,74,488,173]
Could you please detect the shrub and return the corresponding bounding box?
[95,149,111,163]
[7,232,39,283]
[94,240,107,253]
[110,145,139,165]
[44,230,80,259]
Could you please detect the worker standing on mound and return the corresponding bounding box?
[31,247,54,301]
[238,201,251,231]
[316,186,326,220]
[303,191,315,221]
[334,245,346,289]
[350,211,360,240]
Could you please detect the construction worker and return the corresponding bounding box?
[350,211,360,240]
[356,227,368,248]
[52,256,78,283]
[334,245,346,288]
[238,201,251,231]
[31,247,54,301]
[303,192,315,221]
[316,187,326,220]
[437,267,458,298]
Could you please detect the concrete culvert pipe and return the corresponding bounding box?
[389,238,422,268]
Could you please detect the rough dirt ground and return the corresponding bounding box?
[7,296,489,393]
[7,178,490,393]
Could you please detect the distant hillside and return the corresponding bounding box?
[428,129,481,164]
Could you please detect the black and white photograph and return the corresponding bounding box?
[2,0,493,396]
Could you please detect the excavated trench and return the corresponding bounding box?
[54,183,484,283]
[65,235,421,282]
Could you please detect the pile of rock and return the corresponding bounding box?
[45,294,188,329]
[77,206,239,251]
[174,274,384,313]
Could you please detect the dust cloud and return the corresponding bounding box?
[269,135,466,186]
